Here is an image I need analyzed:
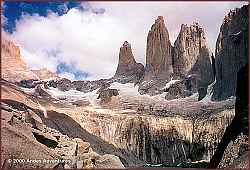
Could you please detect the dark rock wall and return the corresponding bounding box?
[212,5,248,101]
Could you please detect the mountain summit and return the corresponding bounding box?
[114,41,144,83]
[144,16,173,81]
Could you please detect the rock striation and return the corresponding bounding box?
[212,5,248,101]
[144,16,173,81]
[138,16,173,95]
[114,41,144,84]
[76,102,235,164]
[172,23,214,86]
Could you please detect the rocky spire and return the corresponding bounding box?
[144,16,173,81]
[114,41,144,83]
[173,22,211,76]
[171,22,215,100]
[117,41,136,68]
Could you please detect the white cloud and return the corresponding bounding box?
[9,1,248,80]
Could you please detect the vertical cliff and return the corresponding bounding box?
[71,104,235,164]
[212,5,248,101]
[173,23,214,84]
[172,23,214,100]
[114,41,144,83]
[144,16,173,81]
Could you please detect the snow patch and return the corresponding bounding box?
[44,87,100,107]
[162,79,180,90]
[200,79,216,103]
[20,87,36,94]
[109,82,141,96]
[120,109,137,113]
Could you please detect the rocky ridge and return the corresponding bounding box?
[1,79,142,168]
[1,4,248,169]
[138,17,214,99]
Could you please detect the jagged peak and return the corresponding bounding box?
[189,22,202,29]
[223,5,247,24]
[155,16,164,23]
[118,40,135,66]
[122,41,131,48]
[150,16,167,31]
[179,22,205,36]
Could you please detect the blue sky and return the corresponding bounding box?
[2,1,248,80]
[3,1,85,33]
[3,1,92,80]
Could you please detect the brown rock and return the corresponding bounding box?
[1,122,58,169]
[218,134,248,168]
[172,23,214,96]
[144,16,173,81]
[1,37,38,82]
[74,138,90,155]
[25,109,44,130]
[97,88,119,104]
[116,41,136,67]
[95,154,125,168]
[71,100,90,107]
[165,80,193,100]
[114,41,144,83]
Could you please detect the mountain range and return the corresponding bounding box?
[1,4,248,169]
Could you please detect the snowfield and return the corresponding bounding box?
[44,86,100,106]
[109,82,141,96]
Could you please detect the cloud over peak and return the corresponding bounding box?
[4,1,248,80]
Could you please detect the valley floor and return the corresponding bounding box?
[1,79,248,168]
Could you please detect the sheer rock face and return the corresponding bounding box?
[1,37,38,82]
[173,23,214,91]
[212,5,248,101]
[114,41,144,83]
[144,16,173,81]
[77,103,235,164]
[116,41,136,68]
